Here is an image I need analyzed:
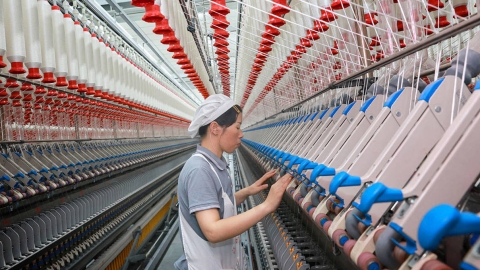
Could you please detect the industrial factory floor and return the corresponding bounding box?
[157,231,183,270]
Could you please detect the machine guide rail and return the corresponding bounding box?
[0,138,197,270]
[0,140,195,223]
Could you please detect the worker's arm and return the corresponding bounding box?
[234,170,277,205]
[196,174,292,243]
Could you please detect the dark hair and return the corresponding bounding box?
[199,105,242,137]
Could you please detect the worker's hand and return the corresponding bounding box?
[248,170,277,196]
[263,174,293,213]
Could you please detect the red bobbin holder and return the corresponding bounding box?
[9,62,26,74]
[27,68,42,79]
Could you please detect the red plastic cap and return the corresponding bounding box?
[454,5,469,17]
[86,87,95,95]
[42,72,56,84]
[64,14,71,18]
[68,80,78,90]
[55,77,68,87]
[331,0,350,10]
[142,4,164,23]
[94,90,103,97]
[0,98,9,106]
[12,100,22,107]
[74,21,81,25]
[0,56,6,68]
[10,91,22,100]
[52,5,60,10]
[27,68,42,79]
[435,16,450,28]
[131,0,154,7]
[427,0,444,12]
[77,84,87,93]
[35,86,47,95]
[364,13,378,25]
[21,83,34,92]
[5,78,19,88]
[9,62,26,74]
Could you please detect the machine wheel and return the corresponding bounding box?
[357,252,382,270]
[343,239,356,256]
[303,201,312,212]
[322,221,332,234]
[332,229,350,247]
[315,213,330,227]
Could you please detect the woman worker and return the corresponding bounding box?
[174,94,293,269]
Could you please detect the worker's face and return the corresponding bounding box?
[219,113,243,153]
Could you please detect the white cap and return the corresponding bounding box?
[188,94,236,138]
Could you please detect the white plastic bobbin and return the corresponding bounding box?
[73,20,87,93]
[21,0,42,79]
[51,5,68,87]
[83,21,96,95]
[37,0,56,84]
[105,33,116,100]
[63,13,79,90]
[3,0,27,74]
[111,39,122,100]
[99,29,111,99]
[91,22,104,95]
[0,0,6,69]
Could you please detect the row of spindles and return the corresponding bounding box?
[0,0,193,141]
[239,0,476,119]
[132,0,214,99]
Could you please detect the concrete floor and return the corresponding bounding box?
[157,230,183,270]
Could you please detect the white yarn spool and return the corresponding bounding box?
[3,0,27,74]
[0,0,6,69]
[99,36,110,96]
[123,53,131,101]
[124,57,133,101]
[132,63,140,103]
[83,27,96,91]
[92,33,103,91]
[37,0,56,83]
[161,0,169,20]
[73,21,87,92]
[51,5,68,86]
[118,52,128,98]
[111,47,121,97]
[133,69,141,103]
[106,45,115,96]
[21,0,42,79]
[64,14,79,90]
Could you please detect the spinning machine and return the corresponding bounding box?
[1,0,480,270]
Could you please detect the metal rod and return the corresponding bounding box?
[144,219,180,270]
[179,0,216,94]
[233,0,244,98]
[0,74,189,126]
[419,63,451,78]
[120,227,142,270]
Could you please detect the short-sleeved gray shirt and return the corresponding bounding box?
[174,145,234,270]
